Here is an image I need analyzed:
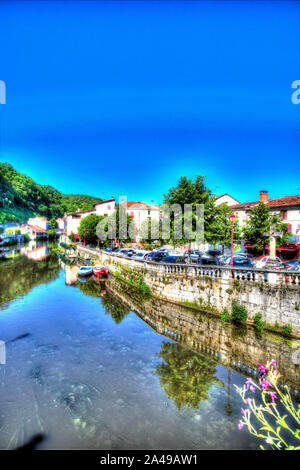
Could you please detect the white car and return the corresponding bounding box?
[254,256,283,269]
[132,252,148,260]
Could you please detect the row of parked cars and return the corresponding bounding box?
[104,247,300,271]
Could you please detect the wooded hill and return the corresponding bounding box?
[0,163,103,223]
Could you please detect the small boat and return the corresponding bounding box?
[78,266,93,276]
[93,265,108,277]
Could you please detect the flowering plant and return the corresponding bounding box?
[234,360,300,450]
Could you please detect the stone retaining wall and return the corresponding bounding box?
[77,246,300,335]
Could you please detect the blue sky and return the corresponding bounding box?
[0,1,299,205]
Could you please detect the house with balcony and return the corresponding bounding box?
[230,190,300,259]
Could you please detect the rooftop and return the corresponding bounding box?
[230,195,300,210]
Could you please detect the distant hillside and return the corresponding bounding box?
[0,163,103,223]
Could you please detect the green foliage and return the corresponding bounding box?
[69,232,76,243]
[24,232,30,242]
[243,202,290,253]
[282,324,292,336]
[47,228,56,238]
[0,162,102,222]
[138,277,151,295]
[4,227,21,235]
[253,312,264,333]
[78,214,105,245]
[220,308,231,323]
[231,301,248,325]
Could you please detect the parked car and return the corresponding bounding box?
[145,252,167,262]
[230,258,254,268]
[162,256,186,264]
[254,256,283,269]
[280,260,300,271]
[198,254,215,265]
[207,249,222,257]
[184,250,204,263]
[126,249,136,257]
[132,252,148,260]
[105,247,120,253]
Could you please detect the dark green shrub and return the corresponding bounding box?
[138,277,150,295]
[231,301,248,325]
[253,312,264,333]
[282,324,292,336]
[220,308,231,323]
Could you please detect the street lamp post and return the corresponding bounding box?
[230,213,236,267]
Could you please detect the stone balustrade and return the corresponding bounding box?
[78,245,300,287]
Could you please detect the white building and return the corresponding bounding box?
[230,190,300,259]
[214,193,240,206]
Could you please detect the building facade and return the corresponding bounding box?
[230,191,300,259]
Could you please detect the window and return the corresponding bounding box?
[281,210,287,219]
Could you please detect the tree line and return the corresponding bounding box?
[0,162,102,223]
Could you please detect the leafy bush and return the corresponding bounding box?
[138,277,150,295]
[282,324,292,336]
[220,308,231,323]
[231,301,248,325]
[253,312,264,333]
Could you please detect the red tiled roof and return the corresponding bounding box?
[122,201,159,211]
[27,224,48,233]
[230,195,300,210]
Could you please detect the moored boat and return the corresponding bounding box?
[78,266,93,276]
[93,265,108,277]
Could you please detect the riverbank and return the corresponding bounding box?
[77,245,300,337]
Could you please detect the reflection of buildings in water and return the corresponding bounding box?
[63,263,79,285]
[104,277,300,393]
[20,243,50,261]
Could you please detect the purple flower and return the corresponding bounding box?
[238,420,244,430]
[245,378,252,389]
[261,380,270,390]
[269,360,277,368]
[250,386,255,393]
[269,391,277,403]
[258,363,267,377]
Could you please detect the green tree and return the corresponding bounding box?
[243,202,289,254]
[206,202,241,252]
[78,214,105,245]
[163,175,216,246]
[50,217,57,230]
[155,342,224,411]
[100,204,135,246]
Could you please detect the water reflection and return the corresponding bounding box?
[0,253,299,450]
[156,341,223,411]
[104,276,300,393]
[0,251,60,309]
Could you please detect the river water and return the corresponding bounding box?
[0,244,298,450]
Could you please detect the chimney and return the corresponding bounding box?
[260,190,268,203]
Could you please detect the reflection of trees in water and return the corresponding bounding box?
[76,280,130,325]
[155,342,224,411]
[100,293,130,325]
[76,279,105,298]
[0,254,60,309]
